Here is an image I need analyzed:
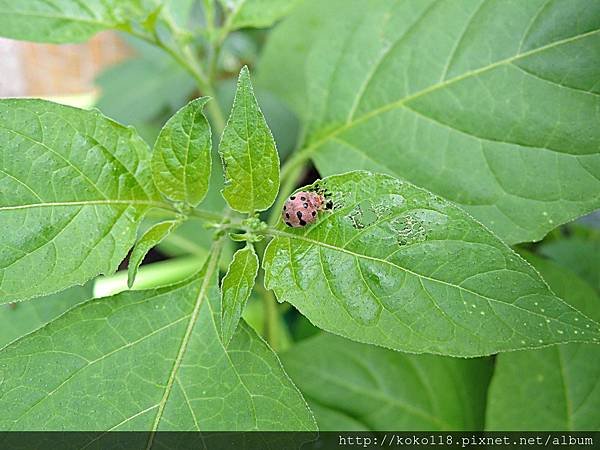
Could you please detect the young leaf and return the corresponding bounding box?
[152,98,213,207]
[0,284,92,349]
[259,0,600,244]
[0,99,163,303]
[486,253,600,430]
[221,245,259,346]
[127,220,181,288]
[0,0,153,44]
[282,333,493,430]
[263,171,600,357]
[156,151,235,266]
[220,0,299,31]
[0,253,316,431]
[219,66,280,213]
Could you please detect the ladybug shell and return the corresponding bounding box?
[282,191,324,227]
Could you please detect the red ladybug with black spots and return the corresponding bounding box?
[282,191,331,227]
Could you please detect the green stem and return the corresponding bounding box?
[94,256,205,297]
[255,274,280,351]
[208,40,223,83]
[268,151,311,226]
[203,83,227,133]
[202,0,216,38]
[189,208,229,223]
[126,26,226,132]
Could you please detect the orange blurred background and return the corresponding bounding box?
[0,32,130,99]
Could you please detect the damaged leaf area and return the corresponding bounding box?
[264,171,600,357]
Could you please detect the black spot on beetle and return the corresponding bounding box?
[283,205,286,210]
[290,196,296,200]
[296,211,303,219]
[303,203,308,208]
[285,213,290,219]
[285,221,293,227]
[300,196,306,201]
[299,219,307,226]
[312,211,316,217]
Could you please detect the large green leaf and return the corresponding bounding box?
[152,98,212,207]
[540,235,600,294]
[0,0,154,43]
[263,172,600,357]
[0,99,164,303]
[221,245,259,346]
[0,285,92,349]
[282,333,493,430]
[219,67,280,213]
[0,252,316,431]
[220,0,299,31]
[486,253,600,430]
[259,0,600,244]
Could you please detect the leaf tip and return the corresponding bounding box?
[126,267,136,290]
[237,65,253,88]
[239,65,251,77]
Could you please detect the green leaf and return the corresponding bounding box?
[0,99,163,303]
[155,151,234,267]
[0,0,154,43]
[540,235,600,294]
[220,0,299,31]
[519,252,600,322]
[219,66,280,213]
[217,79,300,161]
[96,39,196,125]
[152,98,213,207]
[259,0,600,244]
[263,171,600,357]
[0,252,316,431]
[165,0,198,30]
[282,333,493,430]
[486,253,600,430]
[221,245,259,346]
[128,220,181,288]
[0,285,92,349]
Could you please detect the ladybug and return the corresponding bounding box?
[282,191,330,227]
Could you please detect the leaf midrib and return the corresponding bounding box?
[146,242,223,444]
[284,358,452,429]
[6,299,191,429]
[0,200,169,212]
[1,9,117,28]
[556,347,574,430]
[302,27,600,159]
[223,248,256,343]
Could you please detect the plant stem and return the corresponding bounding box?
[267,151,311,226]
[188,208,225,221]
[94,256,206,298]
[255,274,280,351]
[165,41,226,132]
[126,25,226,132]
[203,83,227,133]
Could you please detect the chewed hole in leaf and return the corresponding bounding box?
[312,180,346,210]
[346,205,365,229]
[391,214,427,246]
